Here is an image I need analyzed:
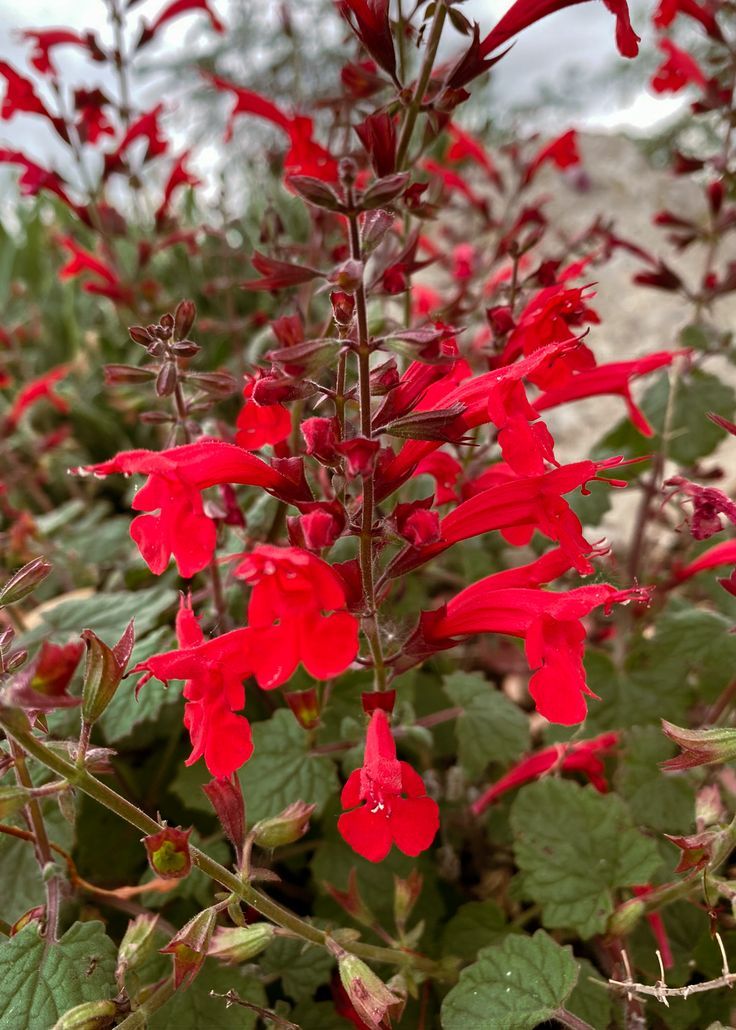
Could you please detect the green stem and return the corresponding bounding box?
[1,717,449,978]
[395,0,447,170]
[116,977,177,1029]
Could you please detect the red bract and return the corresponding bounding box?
[206,74,338,181]
[4,364,71,432]
[417,557,649,723]
[479,0,640,61]
[471,732,619,814]
[20,29,101,77]
[338,0,397,83]
[337,709,439,862]
[73,442,307,577]
[534,350,686,436]
[233,545,359,688]
[651,39,708,94]
[137,0,225,48]
[133,596,253,778]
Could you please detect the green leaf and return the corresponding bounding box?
[260,937,334,1001]
[289,1000,347,1030]
[441,930,578,1030]
[565,957,611,1029]
[583,649,693,732]
[0,922,117,1030]
[441,900,508,960]
[640,369,735,466]
[148,960,266,1030]
[20,587,175,649]
[510,779,661,938]
[238,710,339,823]
[443,673,529,778]
[0,805,74,922]
[615,726,694,834]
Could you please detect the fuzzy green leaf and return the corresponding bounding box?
[0,922,117,1030]
[443,672,529,778]
[510,780,661,938]
[260,938,334,1002]
[149,960,266,1029]
[441,900,509,960]
[238,710,339,823]
[441,930,578,1030]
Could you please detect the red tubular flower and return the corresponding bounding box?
[479,0,640,61]
[447,123,503,190]
[4,364,71,432]
[137,0,225,48]
[233,545,359,689]
[471,732,619,814]
[104,106,168,175]
[20,29,102,77]
[0,61,64,135]
[653,0,722,39]
[338,0,397,83]
[355,112,396,176]
[419,561,649,724]
[337,709,439,862]
[674,538,736,582]
[651,39,708,94]
[155,152,201,225]
[58,235,131,305]
[391,458,624,577]
[525,130,582,184]
[664,476,736,541]
[0,148,76,210]
[206,74,338,181]
[73,441,309,577]
[413,452,463,504]
[73,89,115,145]
[132,596,253,778]
[235,374,292,451]
[534,350,686,436]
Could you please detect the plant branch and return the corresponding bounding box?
[396,1,447,170]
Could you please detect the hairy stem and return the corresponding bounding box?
[396,1,447,170]
[0,716,451,978]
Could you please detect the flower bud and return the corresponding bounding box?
[370,358,399,395]
[360,172,409,211]
[252,800,316,849]
[103,364,156,386]
[289,175,343,212]
[185,371,238,398]
[208,923,276,963]
[329,942,402,1030]
[10,905,44,936]
[661,720,736,770]
[129,325,153,346]
[336,437,380,478]
[160,907,218,989]
[155,361,178,398]
[301,417,340,466]
[174,299,196,340]
[324,868,375,926]
[607,897,646,937]
[143,825,192,880]
[361,690,396,715]
[116,914,160,987]
[393,501,441,548]
[170,339,200,358]
[0,557,52,607]
[328,259,364,295]
[202,775,246,857]
[330,291,355,328]
[284,688,320,730]
[394,869,423,934]
[290,508,343,552]
[0,625,14,653]
[4,649,28,673]
[81,620,135,726]
[51,1000,117,1030]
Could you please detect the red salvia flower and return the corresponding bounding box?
[653,0,722,39]
[206,74,338,181]
[355,112,397,176]
[446,122,504,190]
[20,29,101,77]
[7,640,84,716]
[534,350,686,436]
[235,374,292,450]
[337,709,439,862]
[0,148,76,210]
[137,0,225,48]
[664,476,736,541]
[524,129,582,184]
[651,39,708,94]
[471,731,619,814]
[73,89,115,145]
[4,364,71,432]
[413,452,463,504]
[417,554,649,723]
[0,61,63,132]
[479,0,640,62]
[58,235,131,305]
[132,595,253,778]
[104,105,168,175]
[233,545,359,689]
[673,538,736,583]
[74,441,308,577]
[155,152,201,225]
